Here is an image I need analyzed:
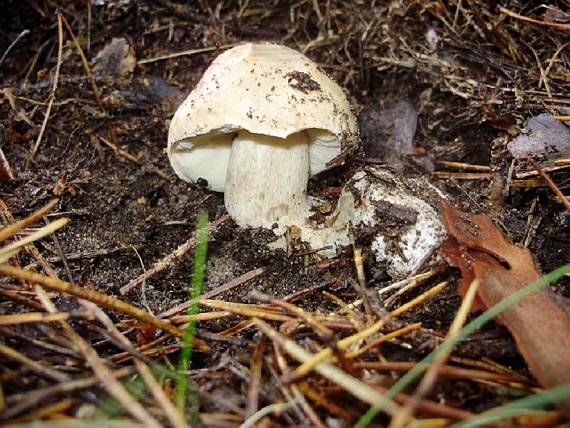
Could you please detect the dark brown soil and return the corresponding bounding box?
[1,1,569,426]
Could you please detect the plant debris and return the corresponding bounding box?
[1,0,570,426]
[440,200,570,416]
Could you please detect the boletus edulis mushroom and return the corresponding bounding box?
[168,42,358,248]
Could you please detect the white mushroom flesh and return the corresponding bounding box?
[224,130,309,232]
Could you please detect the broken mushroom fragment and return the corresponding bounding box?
[168,42,358,239]
[335,167,447,278]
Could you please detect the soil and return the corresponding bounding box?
[1,1,569,426]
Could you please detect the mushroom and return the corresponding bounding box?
[168,43,358,245]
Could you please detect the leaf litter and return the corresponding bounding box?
[440,200,570,416]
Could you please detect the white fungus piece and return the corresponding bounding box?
[334,167,447,278]
[168,42,358,243]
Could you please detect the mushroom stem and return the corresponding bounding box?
[224,130,310,232]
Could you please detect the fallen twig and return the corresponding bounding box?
[34,286,162,428]
[0,264,209,349]
[528,157,570,212]
[433,171,491,180]
[0,29,29,67]
[0,343,70,383]
[435,160,491,172]
[137,44,235,65]
[160,267,265,318]
[499,6,570,31]
[121,215,230,294]
[31,14,63,158]
[2,367,134,420]
[255,318,401,417]
[60,14,103,108]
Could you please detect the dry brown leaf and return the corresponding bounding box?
[439,200,570,416]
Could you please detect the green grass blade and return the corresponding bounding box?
[449,384,570,428]
[175,210,209,424]
[354,263,570,428]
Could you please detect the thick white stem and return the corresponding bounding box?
[224,131,310,231]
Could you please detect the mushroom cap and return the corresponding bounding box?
[168,42,358,192]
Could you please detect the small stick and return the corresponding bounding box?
[499,6,570,31]
[0,312,71,325]
[297,381,352,420]
[160,267,265,318]
[99,135,141,164]
[34,287,162,428]
[353,247,374,323]
[121,215,229,294]
[137,44,235,65]
[245,338,264,418]
[0,29,29,67]
[528,157,570,212]
[59,14,103,108]
[250,290,333,340]
[516,164,570,178]
[200,299,291,322]
[0,147,15,182]
[435,160,491,172]
[0,199,60,278]
[255,318,401,416]
[0,264,208,349]
[0,343,70,382]
[2,367,134,420]
[347,323,422,358]
[0,199,58,242]
[433,172,491,180]
[354,361,531,385]
[30,14,63,158]
[510,178,547,188]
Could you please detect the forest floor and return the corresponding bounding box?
[0,1,569,427]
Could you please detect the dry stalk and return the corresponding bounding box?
[0,343,70,383]
[0,218,68,263]
[160,267,265,318]
[255,318,401,417]
[0,312,70,325]
[354,361,531,386]
[528,157,570,212]
[121,215,230,294]
[2,367,134,420]
[499,6,570,31]
[0,199,58,242]
[86,301,185,428]
[347,322,422,358]
[34,286,162,428]
[137,44,235,65]
[59,14,103,108]
[388,279,480,428]
[200,299,292,322]
[0,199,60,278]
[31,13,63,158]
[289,281,447,380]
[0,264,209,350]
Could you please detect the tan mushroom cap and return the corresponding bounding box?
[168,42,358,192]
